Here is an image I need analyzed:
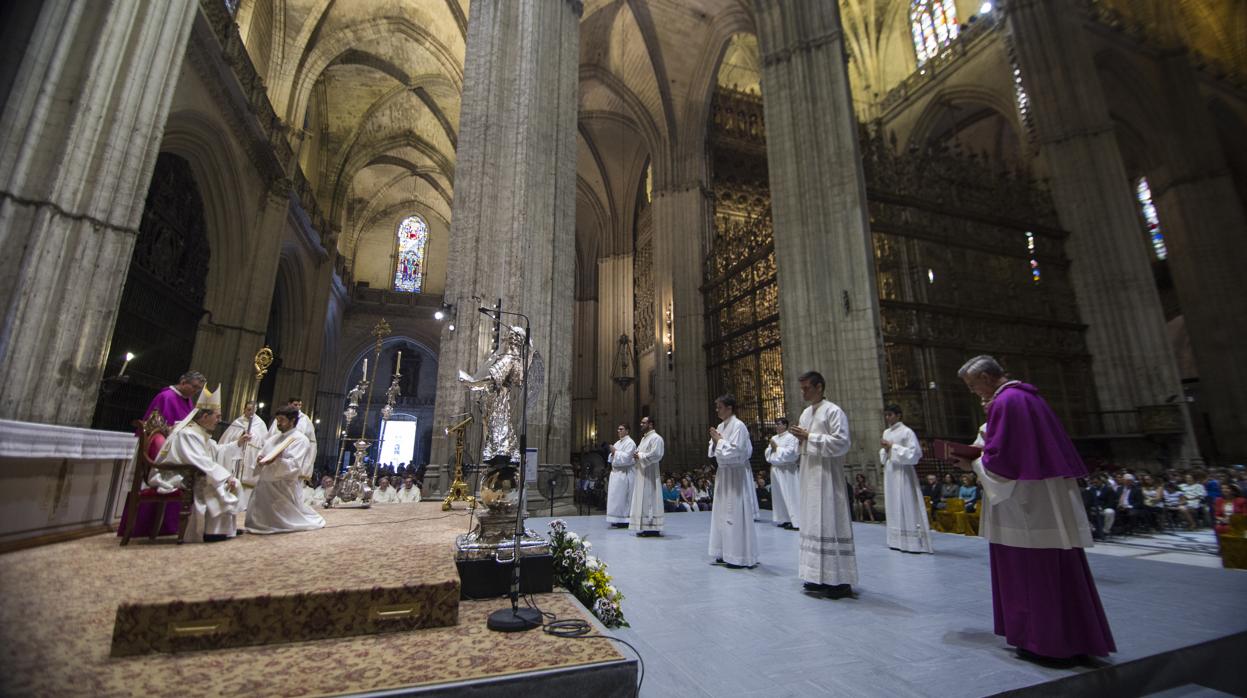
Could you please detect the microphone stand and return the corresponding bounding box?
[479,306,542,632]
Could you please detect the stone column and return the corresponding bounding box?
[596,254,635,435]
[1147,54,1247,462]
[570,297,599,451]
[650,184,713,467]
[0,0,198,426]
[1004,1,1199,462]
[193,181,289,417]
[429,0,580,472]
[754,0,886,468]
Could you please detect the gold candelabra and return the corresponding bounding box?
[442,415,476,510]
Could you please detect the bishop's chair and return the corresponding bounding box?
[118,410,199,545]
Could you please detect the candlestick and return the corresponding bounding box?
[396,350,402,375]
[119,352,135,377]
[362,358,368,377]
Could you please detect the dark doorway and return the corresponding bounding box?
[93,153,210,431]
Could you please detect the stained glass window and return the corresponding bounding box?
[1134,177,1168,260]
[910,0,960,66]
[393,215,429,293]
[224,0,239,16]
[1026,232,1041,283]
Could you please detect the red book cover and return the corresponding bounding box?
[932,439,983,461]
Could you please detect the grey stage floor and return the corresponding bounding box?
[527,512,1247,698]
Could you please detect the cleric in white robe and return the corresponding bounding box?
[708,394,757,568]
[790,371,856,597]
[246,405,326,534]
[629,416,665,536]
[372,476,399,503]
[396,477,421,503]
[154,385,242,543]
[765,417,801,530]
[268,397,317,480]
[220,401,268,512]
[606,425,637,527]
[880,404,932,553]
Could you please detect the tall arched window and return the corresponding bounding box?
[394,215,429,293]
[910,0,960,66]
[1134,177,1168,260]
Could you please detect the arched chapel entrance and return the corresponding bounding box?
[92,153,210,431]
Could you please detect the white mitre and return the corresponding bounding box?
[159,384,222,458]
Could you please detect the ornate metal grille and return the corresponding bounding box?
[703,86,1097,452]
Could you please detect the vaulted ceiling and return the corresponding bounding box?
[231,0,1244,289]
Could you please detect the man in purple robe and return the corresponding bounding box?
[121,371,205,537]
[142,371,205,426]
[955,355,1115,662]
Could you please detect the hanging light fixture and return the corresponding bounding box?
[610,334,635,390]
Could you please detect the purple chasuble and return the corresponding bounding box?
[982,382,1087,481]
[143,387,195,425]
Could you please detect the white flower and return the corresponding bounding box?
[606,585,617,596]
[583,541,592,549]
[566,532,580,542]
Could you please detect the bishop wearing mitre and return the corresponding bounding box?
[154,385,244,543]
[246,405,327,534]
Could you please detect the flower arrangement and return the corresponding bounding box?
[547,519,628,627]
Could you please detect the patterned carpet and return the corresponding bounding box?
[0,504,624,696]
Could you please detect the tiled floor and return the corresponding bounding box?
[528,512,1247,697]
[1087,529,1226,569]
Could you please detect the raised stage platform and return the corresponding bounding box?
[0,504,636,697]
[525,512,1247,698]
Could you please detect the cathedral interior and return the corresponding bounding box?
[2,0,1245,494]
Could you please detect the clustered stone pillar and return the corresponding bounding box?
[429,0,580,478]
[596,254,636,435]
[0,0,198,426]
[193,182,290,419]
[1005,0,1200,463]
[1147,54,1247,462]
[754,0,887,468]
[650,183,713,467]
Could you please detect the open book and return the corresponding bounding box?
[258,434,298,465]
[931,439,982,461]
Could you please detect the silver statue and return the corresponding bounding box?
[457,324,529,463]
[453,325,548,563]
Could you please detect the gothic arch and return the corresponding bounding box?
[284,16,464,130]
[271,245,311,360]
[329,132,456,223]
[338,334,440,396]
[158,110,252,320]
[351,196,449,262]
[579,66,665,164]
[676,10,756,187]
[903,87,1026,170]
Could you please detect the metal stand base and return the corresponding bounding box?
[486,606,542,632]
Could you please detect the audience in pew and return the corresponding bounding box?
[1077,467,1239,538]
